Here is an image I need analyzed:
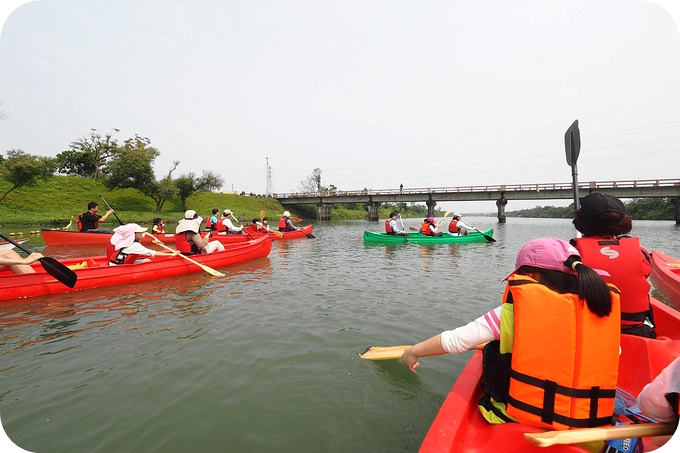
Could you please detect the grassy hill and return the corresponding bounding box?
[0,176,288,228]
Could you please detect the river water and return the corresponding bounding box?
[1,218,679,453]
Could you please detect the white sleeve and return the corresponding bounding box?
[123,242,156,257]
[638,357,680,422]
[440,306,502,353]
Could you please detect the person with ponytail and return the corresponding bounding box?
[402,238,621,439]
[571,192,655,338]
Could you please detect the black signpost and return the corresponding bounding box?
[564,119,581,216]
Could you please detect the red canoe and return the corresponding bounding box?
[41,229,177,246]
[0,237,29,250]
[419,297,680,452]
[243,224,314,240]
[650,250,680,310]
[0,235,272,302]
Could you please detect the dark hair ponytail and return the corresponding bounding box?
[563,256,613,318]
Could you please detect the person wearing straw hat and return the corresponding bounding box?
[107,223,179,265]
[448,212,473,236]
[215,209,243,234]
[175,210,225,254]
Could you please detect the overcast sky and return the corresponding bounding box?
[1,1,680,213]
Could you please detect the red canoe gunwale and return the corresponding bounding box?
[0,235,272,302]
[243,224,314,240]
[41,229,177,246]
[418,297,680,452]
[0,237,29,250]
[650,250,680,310]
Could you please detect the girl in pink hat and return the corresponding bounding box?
[107,223,179,265]
[401,238,621,438]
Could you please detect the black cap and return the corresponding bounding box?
[577,193,625,220]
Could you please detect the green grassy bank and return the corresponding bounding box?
[0,176,290,228]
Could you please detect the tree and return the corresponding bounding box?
[104,135,178,213]
[299,168,322,193]
[0,150,56,202]
[174,171,224,211]
[56,128,119,181]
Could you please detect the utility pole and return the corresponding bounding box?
[265,157,273,196]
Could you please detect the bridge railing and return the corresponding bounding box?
[274,178,680,199]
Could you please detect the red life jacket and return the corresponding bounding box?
[571,236,651,327]
[215,217,227,233]
[174,232,200,255]
[206,215,217,231]
[106,242,141,265]
[421,222,434,236]
[385,219,394,233]
[279,217,288,230]
[78,213,99,232]
[448,219,459,233]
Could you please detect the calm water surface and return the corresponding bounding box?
[1,218,679,452]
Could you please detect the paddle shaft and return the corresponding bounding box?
[228,215,255,240]
[99,195,124,225]
[144,233,225,277]
[0,232,77,288]
[524,422,677,447]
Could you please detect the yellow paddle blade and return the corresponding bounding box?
[360,345,412,360]
[409,226,419,231]
[260,210,265,221]
[525,423,677,447]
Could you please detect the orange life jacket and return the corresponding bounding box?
[385,219,394,234]
[571,236,651,327]
[421,222,434,236]
[501,275,620,430]
[106,242,141,265]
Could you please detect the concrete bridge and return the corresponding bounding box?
[274,178,680,224]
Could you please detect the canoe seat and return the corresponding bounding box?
[618,334,680,397]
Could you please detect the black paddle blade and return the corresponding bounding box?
[305,233,316,239]
[39,256,77,288]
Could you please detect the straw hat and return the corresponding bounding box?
[176,210,203,234]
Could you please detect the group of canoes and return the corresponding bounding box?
[0,219,315,303]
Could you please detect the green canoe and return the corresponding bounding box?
[363,228,494,244]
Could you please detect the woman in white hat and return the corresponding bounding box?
[278,211,300,232]
[175,210,225,254]
[107,223,179,265]
[214,209,243,234]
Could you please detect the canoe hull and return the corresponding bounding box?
[363,229,493,244]
[0,235,272,302]
[650,250,680,310]
[42,229,177,246]
[419,297,680,452]
[0,238,29,250]
[243,224,314,240]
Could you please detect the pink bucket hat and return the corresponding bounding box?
[111,223,147,250]
[502,237,609,281]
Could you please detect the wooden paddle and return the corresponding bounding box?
[473,227,496,243]
[256,222,284,238]
[144,232,225,277]
[409,226,419,231]
[360,342,488,360]
[524,422,677,447]
[227,215,256,240]
[435,210,451,229]
[0,232,77,288]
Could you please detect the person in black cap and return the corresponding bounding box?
[570,192,656,338]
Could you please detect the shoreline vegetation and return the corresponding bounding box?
[0,176,675,228]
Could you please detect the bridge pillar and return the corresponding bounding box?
[317,203,333,221]
[496,196,508,223]
[672,197,680,225]
[366,201,381,221]
[426,198,437,217]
